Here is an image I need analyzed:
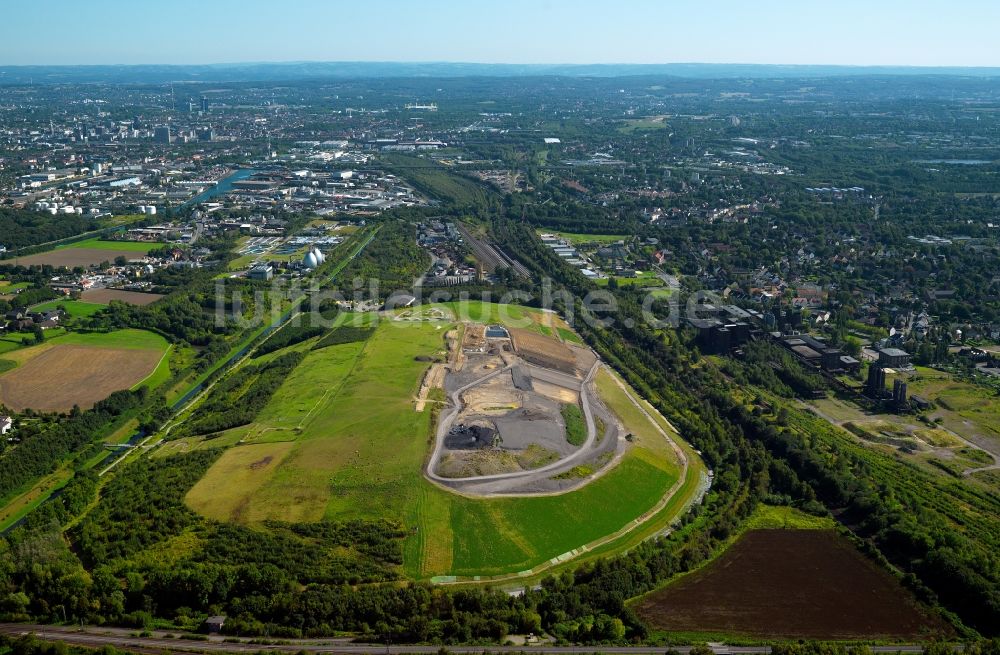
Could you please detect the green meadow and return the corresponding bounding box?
[30,299,106,318]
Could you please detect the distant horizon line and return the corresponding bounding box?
[3,59,1000,70]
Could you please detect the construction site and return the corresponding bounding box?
[423,320,624,496]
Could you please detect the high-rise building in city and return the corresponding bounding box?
[153,125,173,144]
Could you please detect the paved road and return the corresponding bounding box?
[0,624,930,654]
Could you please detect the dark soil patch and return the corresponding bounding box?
[633,529,949,639]
[249,456,274,470]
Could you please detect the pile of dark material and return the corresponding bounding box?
[445,423,497,449]
[511,366,534,391]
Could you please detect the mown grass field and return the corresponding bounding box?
[0,328,168,365]
[0,338,25,354]
[0,280,30,293]
[177,305,692,579]
[11,237,162,268]
[593,271,665,288]
[186,441,297,523]
[445,456,676,576]
[30,299,106,318]
[435,300,570,337]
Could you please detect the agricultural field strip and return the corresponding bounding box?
[0,341,166,412]
[633,529,938,640]
[436,367,693,586]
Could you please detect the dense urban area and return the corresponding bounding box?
[0,63,998,655]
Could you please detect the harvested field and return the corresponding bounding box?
[634,529,946,639]
[80,288,164,306]
[0,344,163,411]
[11,247,149,268]
[510,327,577,375]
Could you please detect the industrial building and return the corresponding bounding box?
[248,264,273,281]
[878,347,911,369]
[778,333,860,373]
[689,317,751,354]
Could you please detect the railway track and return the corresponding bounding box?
[457,223,530,278]
[0,623,930,655]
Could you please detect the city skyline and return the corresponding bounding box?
[1,0,999,68]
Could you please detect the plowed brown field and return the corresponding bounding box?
[634,529,947,639]
[80,289,164,305]
[11,248,144,268]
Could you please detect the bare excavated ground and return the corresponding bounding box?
[461,373,522,414]
[432,332,624,494]
[437,444,560,478]
[447,363,573,457]
[510,327,578,374]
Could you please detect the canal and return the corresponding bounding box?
[181,168,258,207]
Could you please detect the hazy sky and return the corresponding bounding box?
[2,0,998,67]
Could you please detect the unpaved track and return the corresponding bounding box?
[425,360,600,493]
[425,366,699,586]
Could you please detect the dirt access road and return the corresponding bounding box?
[425,359,600,495]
